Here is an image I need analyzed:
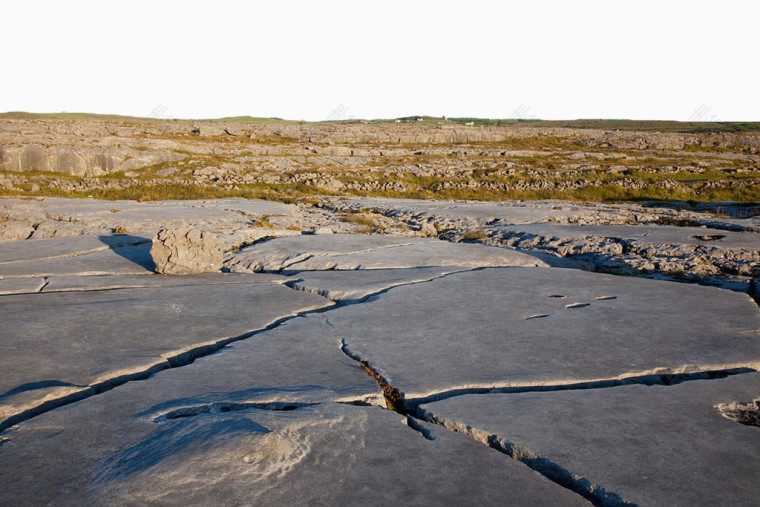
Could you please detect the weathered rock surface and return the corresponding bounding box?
[0,240,155,278]
[41,272,284,293]
[0,234,148,264]
[326,267,760,399]
[2,118,759,206]
[419,373,760,506]
[287,267,463,302]
[1,195,759,506]
[328,197,760,291]
[0,276,46,294]
[151,227,223,275]
[225,234,546,273]
[0,401,586,506]
[0,276,330,429]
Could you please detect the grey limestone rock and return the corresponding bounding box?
[151,227,223,275]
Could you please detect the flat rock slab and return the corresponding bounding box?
[0,277,46,294]
[0,234,149,264]
[0,277,331,427]
[420,373,760,506]
[226,234,546,273]
[1,197,298,238]
[0,242,156,278]
[0,311,583,504]
[42,272,286,292]
[288,267,466,302]
[2,197,294,225]
[496,223,760,249]
[110,315,382,408]
[325,267,760,398]
[0,399,586,506]
[330,197,598,224]
[185,197,297,216]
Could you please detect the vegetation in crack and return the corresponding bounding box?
[339,339,407,413]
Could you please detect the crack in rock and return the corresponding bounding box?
[1,267,479,433]
[0,306,334,434]
[339,339,406,413]
[337,335,757,505]
[404,415,436,441]
[416,408,635,507]
[152,401,320,422]
[405,366,758,408]
[283,267,477,305]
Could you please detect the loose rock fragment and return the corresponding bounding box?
[150,227,223,275]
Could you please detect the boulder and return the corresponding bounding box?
[150,227,222,275]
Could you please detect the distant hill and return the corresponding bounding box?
[2,111,759,133]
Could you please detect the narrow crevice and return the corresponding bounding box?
[404,415,435,441]
[749,278,759,307]
[405,366,757,408]
[0,267,479,433]
[0,360,169,433]
[33,278,271,295]
[334,399,375,407]
[24,223,40,240]
[416,409,635,507]
[38,277,50,292]
[152,401,318,422]
[284,267,478,306]
[339,339,406,414]
[338,336,634,504]
[0,307,333,434]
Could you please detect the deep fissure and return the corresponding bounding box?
[0,267,479,434]
[338,336,755,507]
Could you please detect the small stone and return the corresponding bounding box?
[150,227,222,275]
[419,222,438,237]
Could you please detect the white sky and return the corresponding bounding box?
[2,1,758,121]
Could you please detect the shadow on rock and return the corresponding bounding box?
[0,380,85,401]
[98,235,156,273]
[91,416,270,485]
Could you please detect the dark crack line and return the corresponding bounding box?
[416,408,635,507]
[338,337,756,506]
[340,339,406,413]
[0,307,331,434]
[405,367,757,410]
[38,277,50,292]
[404,415,435,441]
[0,267,483,434]
[339,338,633,504]
[284,267,480,306]
[152,401,319,422]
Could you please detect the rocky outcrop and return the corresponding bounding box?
[0,144,186,177]
[150,227,222,275]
